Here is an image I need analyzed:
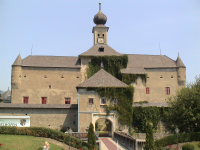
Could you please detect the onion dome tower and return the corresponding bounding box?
[92,2,109,45]
[93,2,107,25]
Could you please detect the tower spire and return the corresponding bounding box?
[99,2,101,11]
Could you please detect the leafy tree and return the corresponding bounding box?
[88,122,96,150]
[144,122,155,150]
[163,75,200,133]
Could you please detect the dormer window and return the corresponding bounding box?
[99,47,104,52]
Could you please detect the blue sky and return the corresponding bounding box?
[0,0,200,91]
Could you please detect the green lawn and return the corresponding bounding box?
[0,134,64,150]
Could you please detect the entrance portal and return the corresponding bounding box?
[95,118,112,137]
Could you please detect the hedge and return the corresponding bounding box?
[155,132,200,147]
[0,126,87,149]
[182,143,195,150]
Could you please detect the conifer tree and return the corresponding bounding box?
[144,122,155,150]
[88,122,96,150]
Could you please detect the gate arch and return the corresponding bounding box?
[92,113,117,137]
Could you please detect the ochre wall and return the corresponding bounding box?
[11,67,81,104]
[132,68,185,103]
[0,108,78,131]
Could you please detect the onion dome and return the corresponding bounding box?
[93,2,107,25]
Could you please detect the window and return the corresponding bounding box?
[49,85,51,89]
[99,47,104,52]
[23,97,28,104]
[101,98,106,104]
[165,87,170,95]
[41,97,47,104]
[146,87,150,94]
[89,98,93,104]
[113,98,118,104]
[65,98,71,104]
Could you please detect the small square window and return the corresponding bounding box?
[99,48,104,52]
[41,97,47,104]
[113,98,118,104]
[165,87,170,95]
[65,98,71,104]
[23,97,28,104]
[89,98,93,104]
[101,98,106,104]
[146,87,150,94]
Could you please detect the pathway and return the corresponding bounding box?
[100,138,126,150]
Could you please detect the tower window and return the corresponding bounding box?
[101,98,106,104]
[41,97,47,104]
[165,87,170,95]
[102,34,104,36]
[89,98,93,104]
[98,34,100,36]
[113,98,118,104]
[23,97,28,104]
[49,85,51,89]
[99,47,104,52]
[146,87,150,94]
[65,98,71,104]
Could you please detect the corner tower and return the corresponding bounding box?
[92,2,109,45]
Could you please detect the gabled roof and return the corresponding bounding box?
[77,69,128,88]
[12,54,22,66]
[121,54,177,74]
[176,55,185,68]
[21,55,81,68]
[79,44,121,56]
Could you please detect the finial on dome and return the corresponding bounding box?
[99,2,101,10]
[93,2,107,25]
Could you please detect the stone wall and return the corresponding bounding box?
[11,66,81,104]
[132,68,184,103]
[0,107,78,132]
[132,133,172,140]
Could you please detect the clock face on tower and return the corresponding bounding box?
[98,37,104,44]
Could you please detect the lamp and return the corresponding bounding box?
[68,128,73,150]
[175,127,179,149]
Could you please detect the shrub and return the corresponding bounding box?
[88,123,96,150]
[82,146,88,150]
[155,132,200,147]
[0,126,87,149]
[95,145,99,150]
[182,143,195,150]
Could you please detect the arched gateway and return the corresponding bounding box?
[93,114,116,137]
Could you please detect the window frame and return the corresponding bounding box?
[165,87,170,95]
[41,97,47,104]
[65,98,71,104]
[23,97,29,104]
[146,87,150,94]
[89,98,93,105]
[113,98,118,104]
[101,98,106,105]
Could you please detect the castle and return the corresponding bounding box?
[2,3,186,133]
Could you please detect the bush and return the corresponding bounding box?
[156,145,165,150]
[82,146,88,150]
[95,145,99,150]
[155,132,200,147]
[182,143,195,150]
[0,126,87,149]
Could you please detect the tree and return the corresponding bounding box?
[144,122,155,150]
[163,75,200,133]
[88,122,96,150]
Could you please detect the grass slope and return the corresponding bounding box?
[0,134,64,150]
